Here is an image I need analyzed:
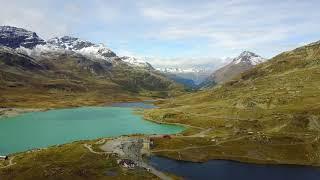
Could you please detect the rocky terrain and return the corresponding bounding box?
[0,26,45,49]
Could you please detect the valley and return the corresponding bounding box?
[0,25,320,180]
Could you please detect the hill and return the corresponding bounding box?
[145,41,320,166]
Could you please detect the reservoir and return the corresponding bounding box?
[150,156,320,180]
[0,106,184,155]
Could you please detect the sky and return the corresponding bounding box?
[0,0,319,68]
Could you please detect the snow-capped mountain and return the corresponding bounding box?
[17,36,118,62]
[47,36,117,59]
[0,26,153,68]
[120,56,154,70]
[0,26,45,49]
[0,25,176,94]
[199,51,266,88]
[232,51,265,65]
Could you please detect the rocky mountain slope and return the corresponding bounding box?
[145,41,320,165]
[0,26,45,49]
[200,51,265,88]
[0,26,183,108]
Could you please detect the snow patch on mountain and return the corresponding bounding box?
[232,51,265,65]
[47,36,116,58]
[15,35,119,63]
[120,56,154,69]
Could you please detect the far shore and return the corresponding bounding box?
[0,108,47,118]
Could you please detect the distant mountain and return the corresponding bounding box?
[199,51,265,88]
[120,56,154,70]
[158,72,197,89]
[156,66,213,85]
[0,26,182,107]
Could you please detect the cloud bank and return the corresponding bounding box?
[0,0,319,67]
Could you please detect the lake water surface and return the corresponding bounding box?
[0,105,184,155]
[150,156,320,180]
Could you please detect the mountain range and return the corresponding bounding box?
[2,25,265,93]
[156,52,266,89]
[0,26,183,107]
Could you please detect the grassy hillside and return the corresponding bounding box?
[0,140,157,180]
[145,42,320,165]
[0,48,183,108]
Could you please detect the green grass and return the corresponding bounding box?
[144,42,320,165]
[0,140,157,180]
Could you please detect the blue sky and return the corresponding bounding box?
[0,0,319,67]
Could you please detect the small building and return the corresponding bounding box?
[117,159,136,169]
[0,155,8,160]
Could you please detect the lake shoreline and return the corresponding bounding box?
[0,108,47,118]
[1,101,319,180]
[0,99,160,119]
[0,104,184,155]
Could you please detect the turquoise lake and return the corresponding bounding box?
[0,106,185,155]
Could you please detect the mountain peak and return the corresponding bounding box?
[46,36,117,58]
[47,36,95,50]
[239,51,258,57]
[233,51,265,65]
[0,25,45,49]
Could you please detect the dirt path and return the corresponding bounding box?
[0,156,16,169]
[146,118,204,130]
[83,144,106,155]
[171,108,260,121]
[187,128,212,137]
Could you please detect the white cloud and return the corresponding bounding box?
[139,0,320,57]
[0,0,319,66]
